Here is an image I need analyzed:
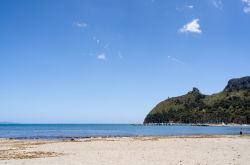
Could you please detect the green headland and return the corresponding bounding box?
[144,76,250,124]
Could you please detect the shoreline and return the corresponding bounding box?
[0,133,250,142]
[141,123,250,127]
[1,133,250,141]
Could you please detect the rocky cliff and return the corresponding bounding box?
[224,76,250,91]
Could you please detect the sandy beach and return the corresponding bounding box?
[0,135,250,165]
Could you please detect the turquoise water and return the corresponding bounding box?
[0,124,249,139]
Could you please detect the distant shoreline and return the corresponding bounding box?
[141,123,250,127]
[1,123,248,126]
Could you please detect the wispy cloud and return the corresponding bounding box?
[167,56,185,64]
[75,22,88,28]
[97,53,106,60]
[179,19,202,33]
[242,0,250,13]
[210,0,223,9]
[176,5,194,12]
[93,36,110,51]
[117,51,123,59]
[93,36,100,44]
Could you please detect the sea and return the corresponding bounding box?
[0,124,249,140]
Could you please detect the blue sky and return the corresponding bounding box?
[0,0,250,123]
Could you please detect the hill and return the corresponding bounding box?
[144,76,250,124]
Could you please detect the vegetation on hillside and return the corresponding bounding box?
[144,77,250,124]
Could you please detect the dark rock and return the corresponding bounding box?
[225,76,250,91]
[190,87,200,94]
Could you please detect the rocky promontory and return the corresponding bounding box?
[144,76,250,124]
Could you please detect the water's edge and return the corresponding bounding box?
[0,124,249,140]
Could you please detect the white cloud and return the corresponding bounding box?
[167,56,185,64]
[75,22,88,28]
[242,0,250,13]
[179,19,202,33]
[187,5,194,9]
[211,0,223,9]
[97,53,106,60]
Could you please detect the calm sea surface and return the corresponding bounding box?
[0,124,249,139]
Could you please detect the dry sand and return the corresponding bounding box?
[1,135,250,165]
